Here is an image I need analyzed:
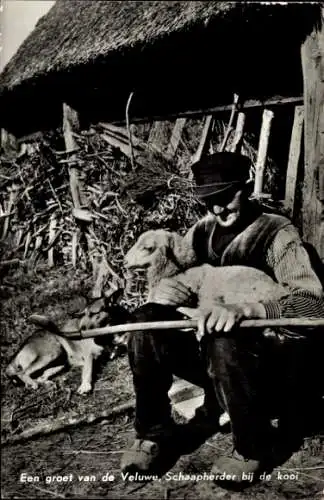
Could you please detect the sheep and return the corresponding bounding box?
[124,229,288,316]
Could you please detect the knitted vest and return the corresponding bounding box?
[194,213,291,280]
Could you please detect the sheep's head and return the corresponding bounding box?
[124,230,170,269]
[124,229,184,278]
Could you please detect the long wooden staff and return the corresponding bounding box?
[29,314,324,340]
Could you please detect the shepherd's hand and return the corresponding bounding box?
[149,278,195,307]
[197,303,266,338]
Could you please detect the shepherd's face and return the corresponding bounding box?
[209,190,244,228]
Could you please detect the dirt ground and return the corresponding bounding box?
[1,266,324,499]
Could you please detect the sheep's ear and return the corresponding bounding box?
[167,232,181,252]
[167,232,181,250]
[172,230,197,267]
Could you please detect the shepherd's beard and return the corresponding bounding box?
[216,211,240,227]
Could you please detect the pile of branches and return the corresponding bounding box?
[0,129,204,307]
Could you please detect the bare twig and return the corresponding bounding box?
[279,466,324,471]
[286,470,324,483]
[65,450,124,455]
[0,210,16,219]
[128,482,149,495]
[47,178,63,215]
[43,228,63,253]
[0,258,25,269]
[48,215,57,267]
[2,491,29,498]
[126,91,135,170]
[3,400,136,446]
[30,484,65,498]
[219,93,239,152]
[164,487,171,500]
[204,441,227,453]
[115,196,127,215]
[23,231,32,259]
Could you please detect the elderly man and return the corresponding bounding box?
[121,152,324,485]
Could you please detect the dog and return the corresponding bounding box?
[6,289,130,395]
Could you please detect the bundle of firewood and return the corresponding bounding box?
[0,125,204,308]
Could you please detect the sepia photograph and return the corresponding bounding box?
[1,1,323,499]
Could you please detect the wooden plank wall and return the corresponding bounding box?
[284,106,304,220]
[301,8,324,260]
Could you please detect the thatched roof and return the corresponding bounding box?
[1,1,230,91]
[0,1,321,136]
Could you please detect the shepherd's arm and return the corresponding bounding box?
[261,225,324,319]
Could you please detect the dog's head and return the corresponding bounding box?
[76,288,130,360]
[76,288,124,332]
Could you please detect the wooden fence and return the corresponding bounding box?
[1,93,323,267]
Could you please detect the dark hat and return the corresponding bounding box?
[191,152,252,206]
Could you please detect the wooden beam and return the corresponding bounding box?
[113,96,303,126]
[99,122,144,148]
[301,10,324,253]
[190,115,214,166]
[147,121,169,149]
[102,133,140,160]
[1,128,18,155]
[166,117,186,158]
[254,109,274,196]
[284,105,304,219]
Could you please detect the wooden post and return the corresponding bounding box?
[284,105,304,219]
[62,103,82,209]
[301,9,324,256]
[71,231,78,268]
[1,184,19,240]
[48,215,57,268]
[1,128,18,157]
[319,219,324,262]
[92,259,110,299]
[230,112,246,153]
[166,118,186,158]
[23,231,32,260]
[63,103,95,268]
[253,109,274,197]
